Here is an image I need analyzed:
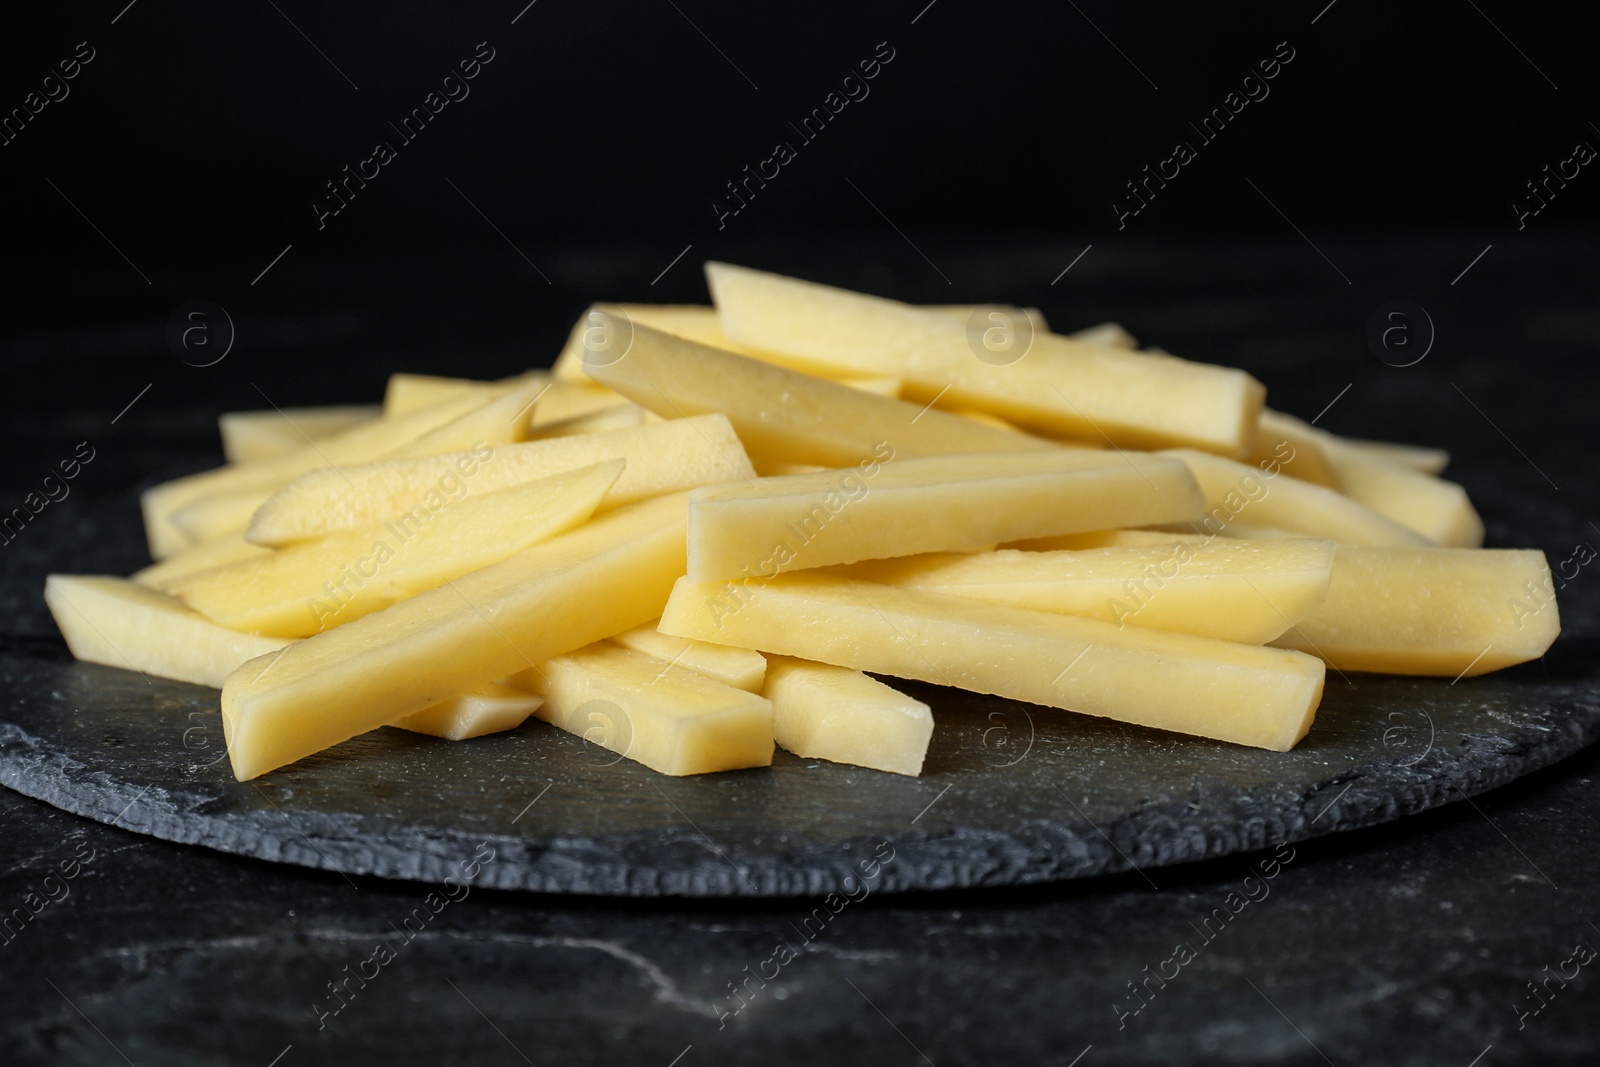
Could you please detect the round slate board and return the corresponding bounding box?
[2,477,1597,898]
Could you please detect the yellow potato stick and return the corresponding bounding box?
[172,461,623,637]
[514,643,774,776]
[584,318,1054,469]
[245,415,753,546]
[660,572,1325,751]
[847,538,1335,644]
[1272,546,1559,676]
[707,262,1265,456]
[764,656,932,776]
[220,493,689,780]
[686,451,1205,582]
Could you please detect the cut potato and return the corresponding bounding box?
[220,492,689,780]
[846,538,1335,644]
[1162,449,1431,547]
[528,381,632,427]
[1340,437,1450,476]
[1244,410,1341,489]
[1003,528,1211,552]
[171,378,563,547]
[526,402,649,439]
[1272,546,1559,676]
[763,656,932,776]
[1317,438,1483,547]
[245,415,754,546]
[166,491,282,549]
[1067,322,1138,349]
[391,377,547,457]
[49,577,546,740]
[839,376,904,398]
[584,320,1054,469]
[756,461,828,478]
[686,451,1206,582]
[220,406,380,464]
[609,621,767,692]
[141,389,500,559]
[513,643,773,776]
[45,575,294,688]
[383,373,502,416]
[706,262,1266,456]
[132,534,270,591]
[954,408,1027,433]
[552,305,1021,385]
[171,461,623,637]
[551,304,793,382]
[660,573,1324,751]
[391,682,543,741]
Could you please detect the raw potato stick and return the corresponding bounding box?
[525,403,649,439]
[1163,449,1431,547]
[609,622,768,692]
[706,262,1266,457]
[45,575,295,689]
[1243,409,1341,489]
[659,572,1325,752]
[1316,437,1483,547]
[763,656,933,776]
[171,461,623,637]
[220,405,380,464]
[132,534,269,591]
[1272,545,1560,675]
[1066,322,1138,349]
[1340,437,1450,476]
[527,381,633,426]
[391,683,543,741]
[686,451,1206,582]
[513,643,774,776]
[169,378,550,547]
[382,372,525,416]
[551,304,1045,383]
[245,414,754,546]
[220,492,690,780]
[140,389,497,560]
[847,538,1335,644]
[583,319,1055,469]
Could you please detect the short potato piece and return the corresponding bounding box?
[609,622,767,692]
[516,643,774,776]
[45,575,293,688]
[392,683,543,741]
[764,656,932,776]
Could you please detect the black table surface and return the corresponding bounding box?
[2,236,1597,1064]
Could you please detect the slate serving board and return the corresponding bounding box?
[2,476,1596,898]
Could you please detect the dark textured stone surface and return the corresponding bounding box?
[3,474,1596,897]
[4,734,1600,1065]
